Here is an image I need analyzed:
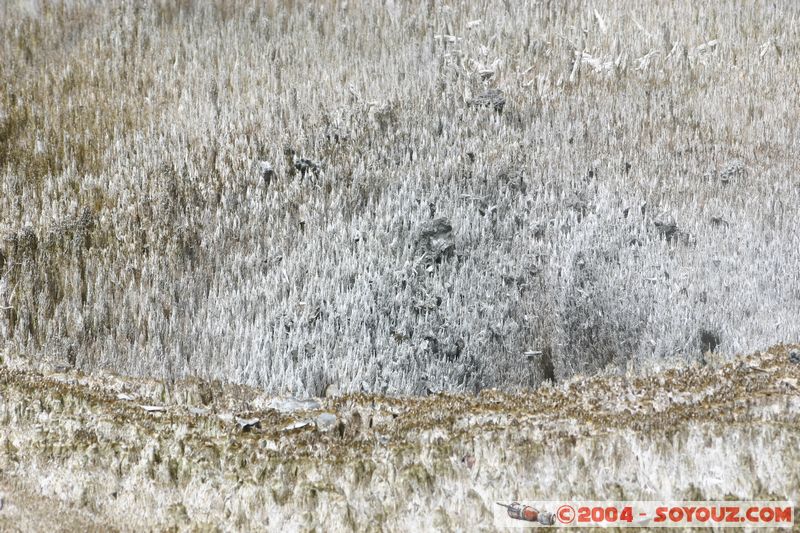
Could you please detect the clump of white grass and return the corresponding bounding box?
[1,1,799,395]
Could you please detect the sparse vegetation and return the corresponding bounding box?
[2,0,799,395]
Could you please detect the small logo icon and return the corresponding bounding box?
[557,504,576,524]
[497,502,555,525]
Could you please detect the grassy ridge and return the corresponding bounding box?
[1,344,798,530]
[1,1,799,394]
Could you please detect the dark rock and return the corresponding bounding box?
[568,199,589,220]
[324,128,349,144]
[416,217,455,263]
[236,417,261,432]
[541,348,556,382]
[413,294,442,312]
[497,168,527,194]
[654,220,691,244]
[699,329,720,355]
[468,89,506,113]
[283,147,320,178]
[444,338,465,361]
[294,158,320,177]
[258,160,274,186]
[140,405,166,413]
[461,454,476,469]
[704,160,746,185]
[790,350,800,365]
[14,226,38,257]
[422,335,439,354]
[525,347,555,382]
[654,221,680,241]
[418,375,439,396]
[477,201,496,217]
[622,202,646,218]
[719,160,746,184]
[390,327,411,343]
[502,269,537,291]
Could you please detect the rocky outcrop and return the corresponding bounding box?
[467,89,506,113]
[416,218,455,265]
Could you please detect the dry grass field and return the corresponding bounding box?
[2,2,800,529]
[1,1,799,393]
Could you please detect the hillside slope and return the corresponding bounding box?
[1,345,798,531]
[3,1,800,395]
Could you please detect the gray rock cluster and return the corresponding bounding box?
[415,217,455,264]
[283,147,321,178]
[719,160,747,184]
[653,219,692,244]
[468,89,506,112]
